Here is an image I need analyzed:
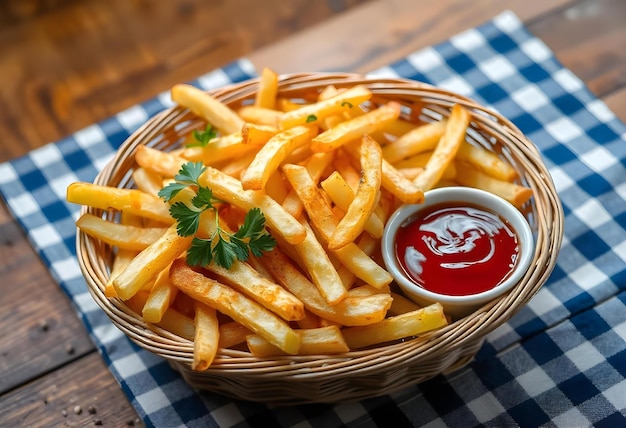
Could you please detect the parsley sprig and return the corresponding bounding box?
[186,124,217,147]
[158,162,276,269]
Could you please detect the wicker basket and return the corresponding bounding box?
[77,72,564,405]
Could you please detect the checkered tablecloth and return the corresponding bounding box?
[2,10,625,427]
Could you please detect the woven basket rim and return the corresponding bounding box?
[76,72,564,403]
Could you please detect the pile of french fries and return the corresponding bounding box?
[67,68,532,371]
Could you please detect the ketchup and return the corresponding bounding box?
[395,202,519,296]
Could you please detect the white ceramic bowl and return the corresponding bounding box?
[381,186,535,319]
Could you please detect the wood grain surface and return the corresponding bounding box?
[1,0,624,426]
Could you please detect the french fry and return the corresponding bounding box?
[455,161,533,208]
[171,84,244,134]
[205,260,305,322]
[200,166,307,244]
[260,245,392,326]
[126,291,196,341]
[105,248,137,298]
[254,67,279,110]
[135,145,187,178]
[237,105,282,126]
[192,302,220,371]
[112,225,192,300]
[320,170,384,239]
[247,325,349,357]
[294,220,347,305]
[311,102,401,152]
[76,213,167,251]
[241,123,279,146]
[169,259,301,355]
[142,266,178,323]
[218,321,252,349]
[132,167,164,196]
[281,151,335,218]
[66,182,174,225]
[393,151,456,181]
[342,303,448,349]
[455,141,519,182]
[381,120,446,163]
[241,125,317,191]
[183,132,258,166]
[388,292,422,315]
[380,158,425,204]
[282,163,393,288]
[413,104,471,192]
[279,85,372,129]
[328,135,382,250]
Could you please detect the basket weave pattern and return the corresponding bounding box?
[77,73,564,404]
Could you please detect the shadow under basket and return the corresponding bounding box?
[77,72,564,405]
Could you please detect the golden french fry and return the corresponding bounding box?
[413,104,471,192]
[241,125,317,191]
[381,120,446,163]
[241,123,279,146]
[247,325,349,357]
[105,248,137,298]
[192,302,220,371]
[254,67,279,109]
[76,213,167,251]
[132,167,164,196]
[455,161,533,208]
[200,166,306,244]
[282,163,393,288]
[311,102,401,152]
[279,85,372,129]
[342,303,448,349]
[126,291,196,341]
[135,145,187,178]
[294,220,347,305]
[169,259,301,355]
[142,266,178,323]
[320,170,384,239]
[393,151,456,181]
[66,182,174,225]
[388,292,422,315]
[260,245,392,326]
[328,135,382,250]
[277,97,305,112]
[455,141,519,182]
[205,260,305,322]
[218,321,252,349]
[112,225,192,300]
[380,158,425,204]
[183,132,258,166]
[237,105,282,127]
[171,84,244,134]
[281,151,335,218]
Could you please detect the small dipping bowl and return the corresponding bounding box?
[382,186,535,319]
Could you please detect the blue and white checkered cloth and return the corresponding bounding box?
[2,10,625,427]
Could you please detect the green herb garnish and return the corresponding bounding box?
[341,101,353,108]
[306,114,318,123]
[158,162,276,269]
[186,124,217,147]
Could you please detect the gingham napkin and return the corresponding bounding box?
[2,10,625,427]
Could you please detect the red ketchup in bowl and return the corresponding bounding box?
[395,202,520,296]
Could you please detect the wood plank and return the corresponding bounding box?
[249,0,575,73]
[0,352,141,427]
[604,86,626,125]
[0,0,373,162]
[527,0,626,98]
[0,204,95,394]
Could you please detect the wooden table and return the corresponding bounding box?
[1,0,624,425]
